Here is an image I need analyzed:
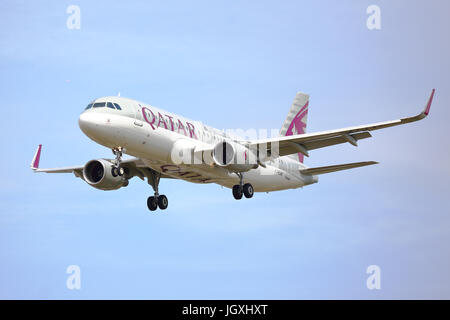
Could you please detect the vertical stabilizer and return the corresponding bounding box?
[279,92,309,163]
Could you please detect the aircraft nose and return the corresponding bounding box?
[78,111,106,139]
[78,112,95,135]
[78,111,119,147]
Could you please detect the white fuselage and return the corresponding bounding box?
[78,96,318,192]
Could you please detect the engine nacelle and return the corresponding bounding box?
[83,159,128,191]
[212,141,258,172]
[169,139,258,172]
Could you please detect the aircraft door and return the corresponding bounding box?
[134,104,144,127]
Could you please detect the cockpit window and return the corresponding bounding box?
[86,101,122,111]
[92,102,106,108]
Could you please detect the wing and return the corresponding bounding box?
[250,89,435,159]
[30,145,174,180]
[30,145,84,174]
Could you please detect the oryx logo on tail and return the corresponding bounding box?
[280,92,309,163]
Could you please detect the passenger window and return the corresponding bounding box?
[107,102,115,109]
[113,103,122,110]
[85,103,93,110]
[92,102,106,108]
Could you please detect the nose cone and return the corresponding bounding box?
[78,112,97,137]
[78,111,111,143]
[78,110,125,147]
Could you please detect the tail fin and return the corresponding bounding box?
[279,92,309,163]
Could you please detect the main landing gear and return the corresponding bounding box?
[146,169,168,211]
[232,173,254,200]
[111,147,125,177]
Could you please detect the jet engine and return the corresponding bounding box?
[169,139,258,172]
[211,141,258,172]
[82,159,128,190]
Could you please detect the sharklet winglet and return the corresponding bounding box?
[31,144,42,170]
[423,88,435,116]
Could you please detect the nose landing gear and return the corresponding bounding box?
[111,147,125,177]
[146,169,168,211]
[232,173,254,200]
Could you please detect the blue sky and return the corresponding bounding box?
[0,0,449,299]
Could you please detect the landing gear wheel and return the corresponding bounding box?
[111,167,119,177]
[158,195,168,210]
[118,167,125,176]
[146,168,169,212]
[232,185,243,200]
[147,196,158,211]
[243,183,254,198]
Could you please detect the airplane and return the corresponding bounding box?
[31,89,435,211]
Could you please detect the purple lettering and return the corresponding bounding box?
[160,165,180,173]
[177,119,187,136]
[142,107,156,129]
[157,112,167,129]
[165,114,175,131]
[186,122,197,139]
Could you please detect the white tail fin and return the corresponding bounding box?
[279,92,309,163]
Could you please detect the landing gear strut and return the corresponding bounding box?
[147,169,168,211]
[111,147,125,177]
[232,173,254,200]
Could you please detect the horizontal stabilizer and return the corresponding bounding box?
[300,161,378,176]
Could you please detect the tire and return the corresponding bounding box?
[232,185,243,200]
[243,183,254,198]
[158,195,168,210]
[111,167,119,177]
[118,167,125,176]
[147,196,158,211]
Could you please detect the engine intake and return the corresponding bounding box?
[213,141,235,166]
[169,139,258,172]
[83,159,127,190]
[212,141,258,172]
